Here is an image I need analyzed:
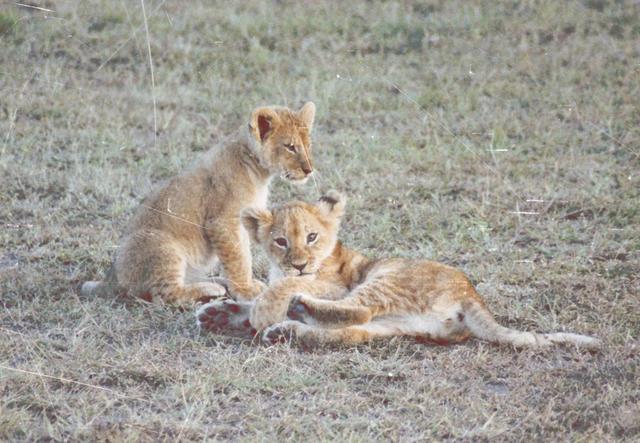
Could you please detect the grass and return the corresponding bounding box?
[1,0,639,440]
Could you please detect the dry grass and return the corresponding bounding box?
[1,0,639,441]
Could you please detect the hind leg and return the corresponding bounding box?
[182,282,227,303]
[116,231,225,305]
[263,320,397,346]
[265,316,471,348]
[150,270,227,305]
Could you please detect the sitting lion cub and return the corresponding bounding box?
[197,191,600,349]
[82,102,316,304]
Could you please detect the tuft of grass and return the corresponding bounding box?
[88,13,124,33]
[0,11,19,36]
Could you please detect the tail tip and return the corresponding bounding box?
[585,336,603,350]
[572,334,602,350]
[547,333,603,350]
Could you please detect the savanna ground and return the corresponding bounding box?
[1,0,639,441]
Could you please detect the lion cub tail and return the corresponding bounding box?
[463,301,601,350]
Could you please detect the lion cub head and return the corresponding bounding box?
[248,102,316,184]
[242,191,346,277]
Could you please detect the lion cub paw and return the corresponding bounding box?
[286,294,314,324]
[249,279,268,296]
[262,321,304,345]
[188,282,227,304]
[196,300,256,337]
[229,279,267,300]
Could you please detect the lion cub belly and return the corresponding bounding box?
[365,310,465,337]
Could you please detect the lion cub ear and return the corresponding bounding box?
[249,107,281,143]
[241,207,273,242]
[318,190,346,218]
[298,101,316,132]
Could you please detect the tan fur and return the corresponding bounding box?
[240,191,601,349]
[82,103,317,304]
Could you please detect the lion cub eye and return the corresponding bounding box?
[306,232,318,244]
[284,143,296,153]
[274,237,288,248]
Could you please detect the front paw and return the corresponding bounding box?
[286,294,313,324]
[249,279,267,296]
[230,279,267,300]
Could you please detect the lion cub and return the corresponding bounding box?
[82,103,316,304]
[197,192,600,349]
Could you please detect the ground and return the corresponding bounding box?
[1,0,639,441]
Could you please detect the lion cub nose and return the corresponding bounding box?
[301,165,313,176]
[292,262,307,272]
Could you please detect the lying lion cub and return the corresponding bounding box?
[197,191,600,349]
[82,102,316,304]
